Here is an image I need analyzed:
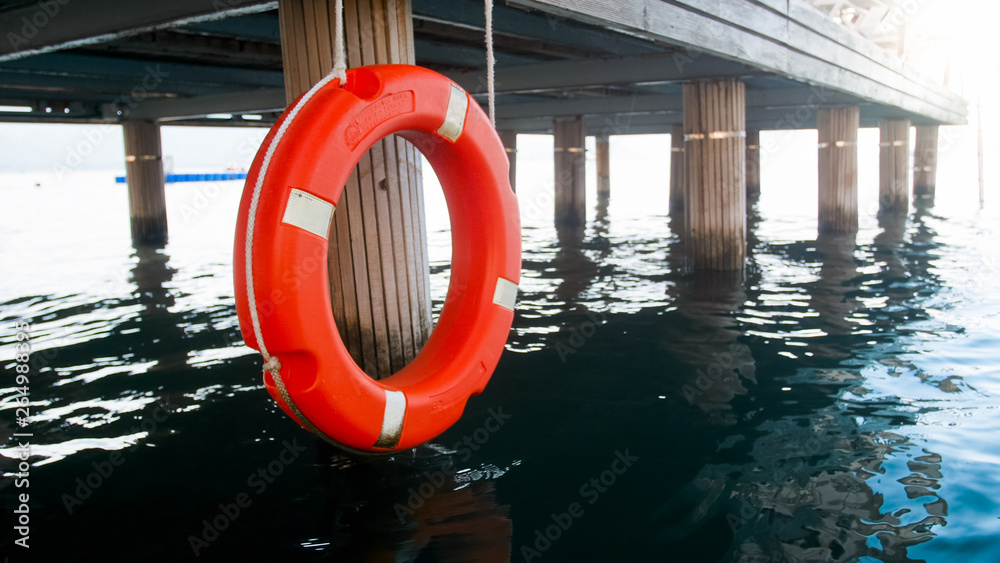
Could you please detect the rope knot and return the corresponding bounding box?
[263,356,282,373]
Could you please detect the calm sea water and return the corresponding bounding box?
[1,130,999,562]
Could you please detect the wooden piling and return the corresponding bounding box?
[746,128,761,199]
[669,123,686,216]
[879,118,911,213]
[123,120,167,246]
[595,135,610,199]
[498,130,517,192]
[554,117,586,226]
[682,79,746,271]
[913,124,938,201]
[279,0,430,379]
[818,107,859,233]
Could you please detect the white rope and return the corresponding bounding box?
[244,71,337,369]
[485,0,496,126]
[332,0,347,84]
[241,0,386,454]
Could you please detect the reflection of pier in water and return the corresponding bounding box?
[649,196,957,560]
[317,446,512,560]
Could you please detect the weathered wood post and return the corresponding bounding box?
[746,128,761,200]
[554,117,586,226]
[279,0,430,379]
[669,124,686,216]
[595,134,610,200]
[879,118,911,213]
[817,107,859,233]
[913,125,939,201]
[682,79,746,270]
[123,120,168,246]
[498,130,517,192]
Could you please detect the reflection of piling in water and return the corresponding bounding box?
[553,224,599,307]
[318,449,512,560]
[729,422,947,563]
[130,244,188,375]
[745,189,762,261]
[667,270,756,425]
[874,212,908,283]
[658,409,949,562]
[131,244,175,313]
[811,232,860,349]
[913,125,939,203]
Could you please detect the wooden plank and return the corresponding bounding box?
[311,0,333,75]
[706,81,718,269]
[393,137,421,353]
[346,161,378,376]
[327,193,347,344]
[746,128,760,197]
[785,0,953,102]
[288,0,311,97]
[510,0,965,124]
[670,124,685,215]
[499,130,518,192]
[818,106,859,233]
[682,80,745,270]
[553,117,586,225]
[411,141,432,336]
[277,1,297,103]
[334,172,362,363]
[752,0,788,14]
[878,119,911,213]
[785,22,957,114]
[595,136,610,198]
[279,0,429,378]
[674,0,789,43]
[0,0,278,62]
[913,125,938,198]
[369,140,405,373]
[343,0,363,69]
[385,0,402,65]
[300,0,321,84]
[123,121,167,244]
[356,149,392,377]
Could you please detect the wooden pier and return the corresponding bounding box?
[0,0,967,369]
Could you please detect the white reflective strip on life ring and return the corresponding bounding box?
[374,390,407,449]
[492,277,519,311]
[281,188,334,239]
[438,84,469,142]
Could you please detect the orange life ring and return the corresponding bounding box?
[234,65,521,453]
